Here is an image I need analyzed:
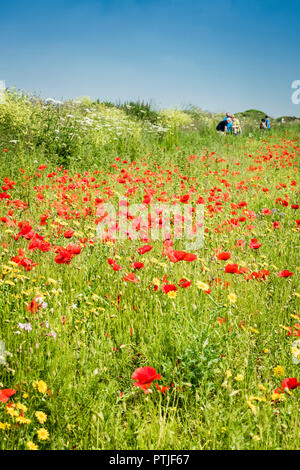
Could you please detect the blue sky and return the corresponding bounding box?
[1,0,300,116]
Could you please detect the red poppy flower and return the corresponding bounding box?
[249,238,261,249]
[161,283,177,294]
[238,266,249,274]
[225,263,239,274]
[15,224,34,240]
[12,256,38,271]
[132,262,144,270]
[179,278,191,288]
[154,383,169,394]
[217,252,231,261]
[278,270,293,278]
[28,235,52,252]
[54,249,73,265]
[0,389,16,403]
[196,196,205,204]
[180,194,190,203]
[26,297,41,314]
[63,229,74,238]
[123,273,139,283]
[281,378,300,390]
[111,262,122,271]
[67,243,81,255]
[262,209,272,215]
[143,194,152,204]
[132,367,161,393]
[137,245,152,255]
[172,250,197,262]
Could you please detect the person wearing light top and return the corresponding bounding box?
[232,115,242,135]
[226,117,233,133]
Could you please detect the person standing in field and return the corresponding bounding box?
[265,115,271,130]
[224,112,234,120]
[226,117,233,133]
[232,115,242,135]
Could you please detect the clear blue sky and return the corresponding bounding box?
[1,0,300,116]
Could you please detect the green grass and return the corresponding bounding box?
[0,94,299,450]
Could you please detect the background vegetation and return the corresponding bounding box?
[0,89,299,450]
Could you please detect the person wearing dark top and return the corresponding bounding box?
[260,119,266,129]
[216,118,231,133]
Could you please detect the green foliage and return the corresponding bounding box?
[0,111,299,449]
[115,100,160,125]
[237,109,267,119]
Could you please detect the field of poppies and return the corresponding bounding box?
[0,93,299,450]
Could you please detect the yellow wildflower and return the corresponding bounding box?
[234,374,244,382]
[37,428,49,441]
[196,281,210,292]
[167,291,177,299]
[272,392,285,402]
[26,441,38,450]
[6,406,19,418]
[0,422,11,430]
[258,383,267,392]
[248,395,266,403]
[246,400,257,415]
[16,403,28,413]
[15,416,31,425]
[35,411,47,424]
[228,292,237,303]
[37,380,48,394]
[273,366,284,377]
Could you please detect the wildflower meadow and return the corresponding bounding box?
[0,91,299,450]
